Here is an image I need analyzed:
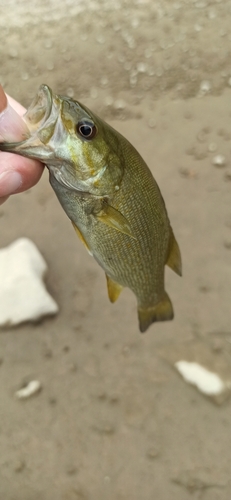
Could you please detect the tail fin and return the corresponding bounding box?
[138,292,174,333]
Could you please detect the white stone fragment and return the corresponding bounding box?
[212,154,226,167]
[114,99,126,110]
[15,380,42,399]
[199,80,211,94]
[175,361,226,396]
[0,238,58,327]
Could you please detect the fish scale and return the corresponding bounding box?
[0,84,182,332]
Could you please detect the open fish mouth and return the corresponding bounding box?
[0,84,60,161]
[24,84,53,131]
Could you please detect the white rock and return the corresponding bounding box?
[175,360,226,396]
[15,380,42,399]
[212,154,227,168]
[0,238,58,327]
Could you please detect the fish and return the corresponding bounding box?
[0,84,182,332]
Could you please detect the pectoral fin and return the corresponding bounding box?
[166,227,182,276]
[138,292,174,333]
[71,221,93,256]
[106,274,123,303]
[96,204,136,239]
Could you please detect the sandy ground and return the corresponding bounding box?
[1,1,231,499]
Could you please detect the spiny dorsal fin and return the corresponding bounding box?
[96,204,136,239]
[138,291,174,333]
[106,274,123,303]
[166,227,182,276]
[71,221,93,256]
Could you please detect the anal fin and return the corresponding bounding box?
[106,274,123,303]
[166,227,182,276]
[138,292,174,333]
[71,221,93,256]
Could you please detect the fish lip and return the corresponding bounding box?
[0,85,59,161]
[24,84,53,130]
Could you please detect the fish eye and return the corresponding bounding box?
[76,121,97,140]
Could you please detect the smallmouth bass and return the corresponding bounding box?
[0,85,182,332]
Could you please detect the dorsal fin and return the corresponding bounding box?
[166,227,182,276]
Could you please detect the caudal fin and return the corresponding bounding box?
[138,292,174,333]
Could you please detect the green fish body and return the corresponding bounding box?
[0,85,182,332]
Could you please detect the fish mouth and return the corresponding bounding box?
[0,84,59,161]
[24,84,53,130]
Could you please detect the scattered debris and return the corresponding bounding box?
[159,340,231,404]
[0,238,58,327]
[212,154,227,167]
[179,167,198,178]
[15,380,42,399]
[175,360,231,399]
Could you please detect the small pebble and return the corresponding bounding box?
[197,131,206,143]
[179,167,197,179]
[15,380,42,399]
[63,54,71,62]
[46,62,54,71]
[212,154,227,168]
[137,62,147,73]
[114,99,126,110]
[124,61,132,71]
[148,118,156,128]
[129,75,137,86]
[105,96,114,106]
[9,48,18,58]
[96,35,105,44]
[208,9,216,20]
[66,87,74,98]
[21,72,29,81]
[144,48,152,58]
[148,67,155,76]
[131,18,140,29]
[208,142,217,152]
[199,80,211,94]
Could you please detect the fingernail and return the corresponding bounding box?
[0,171,23,196]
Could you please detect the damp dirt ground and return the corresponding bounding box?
[1,1,231,499]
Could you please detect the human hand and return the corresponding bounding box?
[0,85,43,205]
